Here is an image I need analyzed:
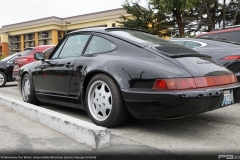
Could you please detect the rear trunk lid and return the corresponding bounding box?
[145,44,233,77]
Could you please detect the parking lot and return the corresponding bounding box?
[0,82,240,159]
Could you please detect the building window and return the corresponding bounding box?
[38,31,52,45]
[9,35,21,54]
[112,23,116,27]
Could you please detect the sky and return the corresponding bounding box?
[0,0,147,28]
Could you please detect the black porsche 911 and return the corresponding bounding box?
[16,27,240,127]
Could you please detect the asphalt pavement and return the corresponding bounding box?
[1,82,240,160]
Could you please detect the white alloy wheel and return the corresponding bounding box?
[0,71,7,87]
[87,80,112,121]
[22,77,31,101]
[0,74,4,86]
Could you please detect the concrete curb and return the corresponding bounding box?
[0,95,111,149]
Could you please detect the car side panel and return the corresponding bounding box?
[69,36,193,108]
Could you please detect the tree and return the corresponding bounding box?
[223,0,227,28]
[230,0,240,25]
[118,1,174,37]
[150,0,198,37]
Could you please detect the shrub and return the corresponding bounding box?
[0,54,6,60]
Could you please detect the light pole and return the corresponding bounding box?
[65,21,71,35]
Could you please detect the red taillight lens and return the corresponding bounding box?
[194,75,237,87]
[153,78,196,90]
[221,55,240,60]
[20,58,32,62]
[153,75,237,90]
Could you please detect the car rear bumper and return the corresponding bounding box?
[121,83,240,119]
[235,72,240,82]
[12,68,19,80]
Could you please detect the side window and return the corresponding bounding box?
[52,34,90,59]
[51,39,67,59]
[184,41,201,49]
[84,36,116,55]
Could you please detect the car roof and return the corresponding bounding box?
[171,38,240,49]
[195,27,240,37]
[68,27,170,48]
[69,27,150,34]
[25,45,55,50]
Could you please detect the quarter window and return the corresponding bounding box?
[84,36,116,54]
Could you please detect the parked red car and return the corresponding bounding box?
[13,45,55,79]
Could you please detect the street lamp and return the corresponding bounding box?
[65,21,71,35]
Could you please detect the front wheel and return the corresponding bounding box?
[85,74,130,127]
[22,74,40,105]
[0,71,7,87]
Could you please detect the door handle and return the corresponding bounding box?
[65,62,71,68]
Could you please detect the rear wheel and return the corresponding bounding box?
[85,74,130,127]
[22,74,40,105]
[0,71,7,87]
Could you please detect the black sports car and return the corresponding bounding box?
[0,52,21,87]
[17,28,240,127]
[171,38,240,81]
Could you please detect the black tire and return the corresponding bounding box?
[0,71,7,87]
[21,74,40,105]
[85,74,130,127]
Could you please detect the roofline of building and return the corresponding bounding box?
[0,8,126,32]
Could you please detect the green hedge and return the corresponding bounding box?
[0,54,6,60]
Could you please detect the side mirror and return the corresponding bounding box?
[34,52,45,61]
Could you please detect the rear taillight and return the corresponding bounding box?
[153,78,196,90]
[221,55,240,60]
[194,75,237,88]
[20,58,32,62]
[153,75,237,90]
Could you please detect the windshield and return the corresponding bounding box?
[108,29,173,45]
[1,52,21,61]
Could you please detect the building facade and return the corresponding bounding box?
[0,8,131,56]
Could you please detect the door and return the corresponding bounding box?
[36,34,91,96]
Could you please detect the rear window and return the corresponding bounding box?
[198,35,211,39]
[108,29,172,44]
[20,48,33,56]
[213,31,240,43]
[1,52,20,61]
